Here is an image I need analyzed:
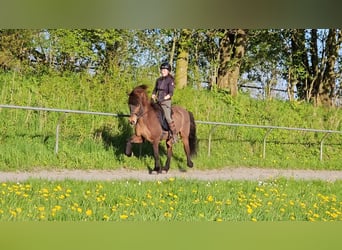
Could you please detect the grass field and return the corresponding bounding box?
[1,178,341,222]
[0,73,341,223]
[1,72,342,171]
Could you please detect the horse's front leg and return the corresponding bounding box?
[151,141,162,173]
[162,140,173,173]
[125,135,143,157]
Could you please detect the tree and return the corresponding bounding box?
[288,29,342,106]
[217,29,247,96]
[0,29,35,72]
[174,29,192,89]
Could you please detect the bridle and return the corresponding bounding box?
[129,102,146,125]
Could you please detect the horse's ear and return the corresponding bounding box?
[139,84,148,90]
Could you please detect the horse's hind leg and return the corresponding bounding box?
[162,140,173,173]
[182,138,194,168]
[151,141,162,173]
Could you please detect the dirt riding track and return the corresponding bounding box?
[1,167,342,182]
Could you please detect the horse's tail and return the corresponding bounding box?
[188,111,198,156]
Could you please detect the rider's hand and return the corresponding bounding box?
[152,94,156,101]
[164,94,170,100]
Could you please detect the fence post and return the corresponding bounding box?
[208,125,219,156]
[320,132,330,161]
[263,128,273,159]
[55,113,67,155]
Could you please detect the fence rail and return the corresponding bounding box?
[1,104,341,160]
[0,104,129,154]
[195,121,342,160]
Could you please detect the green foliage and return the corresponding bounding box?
[0,72,341,171]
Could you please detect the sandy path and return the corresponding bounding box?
[1,167,342,182]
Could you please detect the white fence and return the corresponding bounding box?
[1,104,341,161]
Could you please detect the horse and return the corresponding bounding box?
[125,84,197,173]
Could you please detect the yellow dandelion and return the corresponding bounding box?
[300,202,306,209]
[120,214,128,220]
[86,209,93,217]
[193,199,200,204]
[308,217,315,222]
[10,210,17,217]
[164,212,172,218]
[215,201,223,206]
[247,205,253,214]
[53,185,62,192]
[207,195,214,202]
[38,206,45,212]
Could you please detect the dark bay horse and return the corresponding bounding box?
[125,85,197,173]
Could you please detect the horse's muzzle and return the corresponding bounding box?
[129,115,137,125]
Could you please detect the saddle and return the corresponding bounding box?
[153,102,171,132]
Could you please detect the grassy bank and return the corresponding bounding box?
[0,72,341,171]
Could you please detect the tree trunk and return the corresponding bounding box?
[174,29,191,89]
[316,29,341,107]
[217,29,246,96]
[291,29,341,107]
[169,29,177,67]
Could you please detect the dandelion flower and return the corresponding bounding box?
[86,209,93,217]
[120,214,128,220]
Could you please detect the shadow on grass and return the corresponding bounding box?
[93,114,169,169]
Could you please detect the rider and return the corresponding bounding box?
[151,62,178,143]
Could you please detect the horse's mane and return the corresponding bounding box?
[129,84,149,106]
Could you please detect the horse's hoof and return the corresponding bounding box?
[151,167,162,174]
[162,167,169,173]
[187,161,194,168]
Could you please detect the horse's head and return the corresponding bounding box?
[128,85,149,125]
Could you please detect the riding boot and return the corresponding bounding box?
[168,121,178,144]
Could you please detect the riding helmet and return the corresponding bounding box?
[160,62,171,71]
